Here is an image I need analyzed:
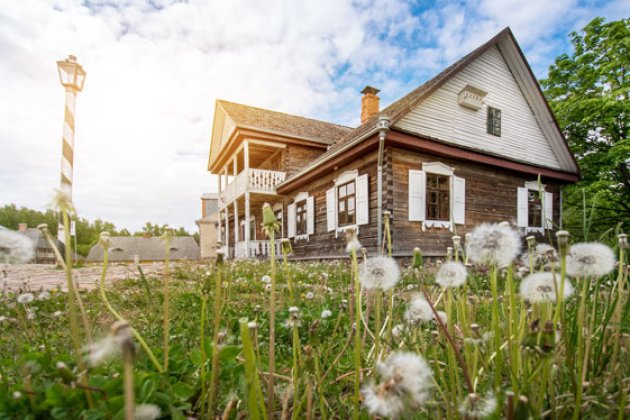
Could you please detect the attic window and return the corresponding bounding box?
[487,107,501,136]
[169,247,179,251]
[110,247,123,252]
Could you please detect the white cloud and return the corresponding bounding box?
[0,0,626,233]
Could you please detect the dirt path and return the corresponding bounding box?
[1,263,166,292]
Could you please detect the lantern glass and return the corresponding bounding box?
[57,55,86,91]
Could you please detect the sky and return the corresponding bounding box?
[0,0,627,233]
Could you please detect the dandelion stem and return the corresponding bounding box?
[162,233,171,372]
[490,266,503,390]
[208,256,224,417]
[351,248,362,419]
[573,277,589,420]
[98,244,163,373]
[267,226,277,420]
[291,323,302,420]
[199,294,208,414]
[421,288,474,394]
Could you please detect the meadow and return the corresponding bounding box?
[0,201,628,419]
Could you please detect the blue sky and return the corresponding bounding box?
[0,0,628,232]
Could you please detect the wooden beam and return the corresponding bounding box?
[386,130,579,182]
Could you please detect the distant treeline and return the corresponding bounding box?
[0,203,197,257]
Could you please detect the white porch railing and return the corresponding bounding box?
[234,240,282,259]
[219,169,285,207]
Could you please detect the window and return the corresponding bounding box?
[289,193,314,239]
[408,162,466,229]
[250,218,256,241]
[337,180,356,227]
[426,173,450,221]
[295,200,307,235]
[517,183,553,232]
[487,107,501,136]
[528,190,542,228]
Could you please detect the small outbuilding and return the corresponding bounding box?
[86,236,200,263]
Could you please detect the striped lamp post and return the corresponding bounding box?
[56,55,86,244]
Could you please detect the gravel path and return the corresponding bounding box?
[1,263,166,292]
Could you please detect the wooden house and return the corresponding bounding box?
[207,28,579,260]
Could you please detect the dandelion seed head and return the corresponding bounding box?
[344,227,362,254]
[51,189,76,216]
[459,392,497,419]
[87,320,133,366]
[247,321,258,330]
[12,391,22,399]
[392,324,405,340]
[0,230,34,264]
[361,383,405,419]
[38,291,51,301]
[466,223,521,268]
[435,311,447,325]
[519,272,574,303]
[359,256,401,291]
[17,293,34,304]
[436,262,467,288]
[404,294,434,324]
[261,275,271,284]
[134,403,161,420]
[53,310,63,317]
[321,309,332,319]
[566,242,616,277]
[377,351,433,406]
[305,291,314,300]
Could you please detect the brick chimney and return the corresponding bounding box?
[18,223,27,232]
[361,86,380,124]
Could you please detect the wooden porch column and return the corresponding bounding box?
[233,156,239,256]
[244,141,250,258]
[217,173,222,250]
[224,207,229,258]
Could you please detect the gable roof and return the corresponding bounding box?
[85,236,200,262]
[276,27,578,191]
[217,100,352,145]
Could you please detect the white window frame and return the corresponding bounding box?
[240,217,256,241]
[326,170,369,238]
[409,162,465,232]
[518,181,553,233]
[289,191,314,241]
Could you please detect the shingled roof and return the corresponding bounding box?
[217,100,352,145]
[86,236,200,263]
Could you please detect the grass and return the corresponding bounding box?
[0,231,629,419]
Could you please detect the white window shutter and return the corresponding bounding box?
[408,170,426,221]
[356,174,369,225]
[453,176,466,225]
[288,203,296,238]
[544,191,553,230]
[307,196,315,235]
[517,187,528,227]
[326,188,336,232]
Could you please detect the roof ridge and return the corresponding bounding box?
[217,99,353,130]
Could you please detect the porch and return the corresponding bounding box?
[216,139,286,259]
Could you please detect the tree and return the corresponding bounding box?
[541,17,629,238]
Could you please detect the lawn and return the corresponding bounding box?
[0,223,628,419]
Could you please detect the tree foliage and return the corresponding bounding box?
[541,17,629,238]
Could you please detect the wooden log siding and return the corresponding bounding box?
[389,147,561,256]
[283,151,381,258]
[283,144,324,177]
